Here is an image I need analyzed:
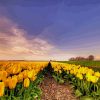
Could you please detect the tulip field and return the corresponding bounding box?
[0,61,100,100]
[63,61,100,71]
[0,61,48,100]
[51,62,100,100]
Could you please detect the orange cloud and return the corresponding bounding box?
[0,17,54,60]
[95,56,100,60]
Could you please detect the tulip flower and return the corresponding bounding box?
[0,82,5,96]
[24,78,30,88]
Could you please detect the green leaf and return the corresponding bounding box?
[80,96,94,100]
[75,89,82,97]
[58,78,64,84]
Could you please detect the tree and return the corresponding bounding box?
[69,55,95,61]
[69,57,75,61]
[87,55,94,61]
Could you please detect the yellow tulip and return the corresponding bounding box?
[70,70,74,74]
[24,78,30,88]
[0,82,5,96]
[17,73,23,82]
[3,78,9,87]
[8,77,17,89]
[94,72,100,77]
[23,70,28,79]
[91,76,99,83]
[76,73,83,80]
[28,71,33,78]
[12,66,21,74]
[2,71,8,78]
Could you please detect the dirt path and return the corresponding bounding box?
[39,74,78,100]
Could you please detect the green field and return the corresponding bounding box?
[60,61,100,71]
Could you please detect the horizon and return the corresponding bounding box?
[0,0,100,60]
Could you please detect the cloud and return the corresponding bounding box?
[0,16,54,60]
[48,49,77,61]
[95,56,100,60]
[0,16,75,60]
[0,16,99,60]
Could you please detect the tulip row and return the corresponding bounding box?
[51,62,100,99]
[0,61,48,99]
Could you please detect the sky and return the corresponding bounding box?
[0,0,100,60]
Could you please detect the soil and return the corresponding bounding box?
[39,74,78,100]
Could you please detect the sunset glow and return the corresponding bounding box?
[0,1,100,60]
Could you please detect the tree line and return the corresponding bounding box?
[69,55,94,61]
